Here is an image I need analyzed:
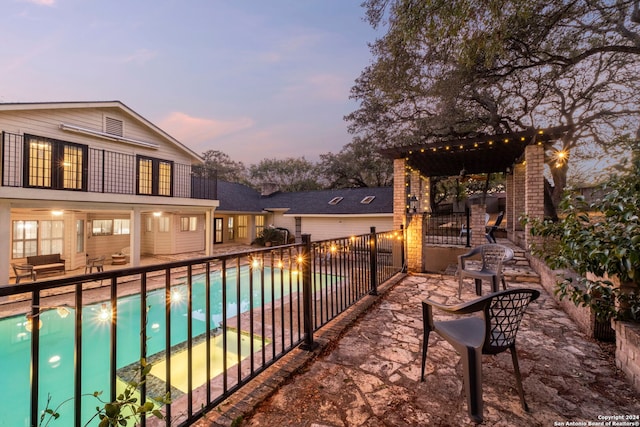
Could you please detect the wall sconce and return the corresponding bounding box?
[409,195,418,213]
[25,305,72,332]
[153,211,162,217]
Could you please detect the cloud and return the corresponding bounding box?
[110,49,157,65]
[279,73,350,102]
[158,112,254,147]
[307,74,349,101]
[20,0,55,5]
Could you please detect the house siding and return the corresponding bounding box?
[0,107,193,164]
[299,216,393,241]
[175,214,206,253]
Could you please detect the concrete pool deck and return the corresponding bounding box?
[196,264,640,426]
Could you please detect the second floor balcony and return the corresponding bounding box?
[1,131,217,202]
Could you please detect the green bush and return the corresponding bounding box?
[527,157,640,322]
[252,227,288,246]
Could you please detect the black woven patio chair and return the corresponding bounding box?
[420,288,540,423]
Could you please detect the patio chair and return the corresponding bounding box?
[12,263,36,283]
[458,244,513,298]
[485,211,504,243]
[421,288,540,423]
[85,255,105,274]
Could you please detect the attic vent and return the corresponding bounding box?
[328,197,343,205]
[361,196,376,204]
[104,117,124,137]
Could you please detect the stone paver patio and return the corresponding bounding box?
[198,268,640,426]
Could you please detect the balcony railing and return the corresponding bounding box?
[1,132,217,200]
[0,228,404,427]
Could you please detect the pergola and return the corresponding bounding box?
[381,126,571,178]
[382,125,571,272]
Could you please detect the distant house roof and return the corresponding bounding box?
[263,187,392,215]
[216,182,393,216]
[216,181,264,212]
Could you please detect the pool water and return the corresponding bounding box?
[0,266,297,427]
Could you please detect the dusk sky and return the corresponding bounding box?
[1,0,381,164]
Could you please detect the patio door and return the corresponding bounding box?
[214,218,223,243]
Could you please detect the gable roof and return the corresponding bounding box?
[216,181,265,212]
[263,187,392,215]
[216,181,393,215]
[0,101,203,163]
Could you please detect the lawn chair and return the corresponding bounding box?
[85,255,105,274]
[458,244,513,297]
[421,288,540,423]
[485,211,504,243]
[12,263,36,283]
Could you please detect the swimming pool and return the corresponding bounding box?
[0,266,298,427]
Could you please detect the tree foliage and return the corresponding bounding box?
[248,157,325,192]
[527,145,640,321]
[318,136,393,188]
[195,150,249,184]
[350,0,640,215]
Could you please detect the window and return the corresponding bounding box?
[328,197,343,205]
[227,217,234,240]
[255,215,265,238]
[146,217,153,232]
[137,156,173,196]
[76,220,85,253]
[237,215,248,238]
[361,196,376,204]
[114,219,130,235]
[214,218,223,243]
[12,220,38,258]
[91,219,129,236]
[158,162,172,196]
[180,216,197,231]
[92,220,113,236]
[26,134,86,191]
[138,158,153,195]
[63,145,84,190]
[159,217,170,232]
[40,220,64,255]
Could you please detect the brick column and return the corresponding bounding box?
[513,163,526,232]
[524,144,545,249]
[393,158,407,229]
[471,204,487,247]
[505,171,514,239]
[406,213,425,272]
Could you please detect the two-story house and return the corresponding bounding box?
[0,101,218,283]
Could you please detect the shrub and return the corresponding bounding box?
[527,157,640,322]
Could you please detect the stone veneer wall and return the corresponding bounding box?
[614,321,640,393]
[527,252,640,394]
